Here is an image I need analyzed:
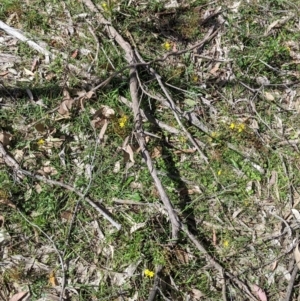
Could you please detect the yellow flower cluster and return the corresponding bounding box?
[144,269,155,278]
[229,123,245,133]
[118,115,128,128]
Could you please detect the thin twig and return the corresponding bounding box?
[285,264,298,301]
[147,265,163,301]
[134,48,209,163]
[119,95,180,135]
[0,21,95,79]
[87,23,101,71]
[130,67,180,241]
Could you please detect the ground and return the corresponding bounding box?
[1,0,300,300]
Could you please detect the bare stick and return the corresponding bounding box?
[0,143,121,230]
[0,21,94,79]
[147,265,163,301]
[82,0,180,240]
[130,67,181,240]
[119,95,180,135]
[284,264,298,301]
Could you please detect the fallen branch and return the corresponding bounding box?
[0,20,94,79]
[284,264,298,301]
[82,0,181,241]
[0,143,121,230]
[134,49,209,164]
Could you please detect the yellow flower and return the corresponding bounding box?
[237,123,245,133]
[191,75,198,82]
[37,139,45,145]
[229,123,235,130]
[223,240,230,248]
[163,41,171,51]
[144,269,155,278]
[118,115,128,128]
[217,170,222,176]
[101,2,108,11]
[211,132,217,138]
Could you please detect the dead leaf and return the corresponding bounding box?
[212,228,217,246]
[270,260,277,271]
[91,117,104,129]
[251,284,267,301]
[38,162,58,176]
[71,49,79,59]
[24,68,34,76]
[209,62,221,75]
[172,42,177,52]
[123,144,135,163]
[76,90,94,111]
[130,222,146,234]
[99,119,108,141]
[294,243,300,269]
[187,186,202,195]
[256,76,269,86]
[0,228,11,244]
[60,210,73,222]
[113,161,121,173]
[0,132,12,146]
[31,57,40,72]
[0,71,9,77]
[151,146,162,159]
[9,291,29,301]
[130,182,143,189]
[35,183,43,194]
[264,92,275,101]
[101,105,115,118]
[58,89,74,115]
[269,170,277,187]
[49,270,58,287]
[35,123,46,132]
[0,198,16,209]
[44,136,64,149]
[79,96,86,111]
[44,166,58,175]
[85,90,94,99]
[264,14,294,36]
[191,288,205,300]
[174,148,197,154]
[91,105,115,131]
[292,209,300,222]
[174,248,189,264]
[112,260,142,286]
